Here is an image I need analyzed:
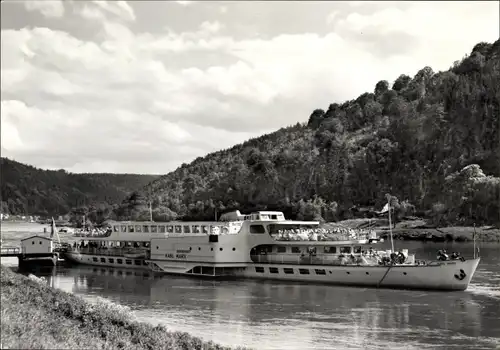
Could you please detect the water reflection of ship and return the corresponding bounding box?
[71,266,154,303]
[246,283,483,346]
[247,282,483,342]
[66,267,484,346]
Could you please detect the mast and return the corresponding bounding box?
[473,223,479,258]
[148,188,153,222]
[386,194,394,252]
[51,217,60,244]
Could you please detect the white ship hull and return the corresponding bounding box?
[147,257,480,291]
[64,252,149,270]
[244,258,480,291]
[66,211,482,291]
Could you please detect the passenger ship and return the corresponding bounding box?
[63,210,480,291]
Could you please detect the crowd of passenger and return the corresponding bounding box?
[272,227,376,241]
[72,240,148,252]
[309,246,409,265]
[74,227,112,237]
[255,245,412,266]
[437,249,464,261]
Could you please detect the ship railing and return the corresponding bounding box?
[72,247,148,257]
[1,247,21,255]
[208,224,241,235]
[271,231,377,242]
[250,254,381,266]
[73,231,112,238]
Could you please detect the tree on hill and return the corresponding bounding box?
[112,39,500,226]
[0,157,159,223]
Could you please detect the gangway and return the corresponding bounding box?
[0,245,66,267]
[0,246,22,257]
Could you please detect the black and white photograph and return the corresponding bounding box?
[1,1,499,349]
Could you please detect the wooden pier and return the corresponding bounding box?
[1,246,63,267]
[1,235,66,267]
[0,246,22,257]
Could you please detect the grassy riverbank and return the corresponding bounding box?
[0,265,247,350]
[334,218,500,243]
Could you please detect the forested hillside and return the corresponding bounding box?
[106,40,500,227]
[0,157,159,219]
[116,40,500,226]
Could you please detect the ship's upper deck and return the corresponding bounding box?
[220,210,288,222]
[72,210,375,243]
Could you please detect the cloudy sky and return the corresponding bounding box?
[1,1,498,174]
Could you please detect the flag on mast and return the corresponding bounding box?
[378,203,390,214]
[51,217,61,244]
[385,194,395,253]
[50,217,55,238]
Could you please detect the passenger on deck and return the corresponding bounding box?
[350,254,356,264]
[437,250,449,261]
[338,255,348,265]
[380,256,391,265]
[273,227,371,241]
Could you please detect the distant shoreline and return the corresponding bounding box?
[0,265,246,350]
[334,219,500,243]
[376,226,500,243]
[2,218,499,243]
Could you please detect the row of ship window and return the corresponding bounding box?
[112,224,265,235]
[252,246,360,254]
[114,224,217,234]
[149,246,358,253]
[274,246,358,254]
[254,267,408,276]
[91,257,148,266]
[91,268,151,278]
[255,266,328,275]
[155,246,237,252]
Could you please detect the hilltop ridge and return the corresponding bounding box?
[116,39,500,227]
[0,157,160,220]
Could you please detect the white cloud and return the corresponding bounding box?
[199,21,223,35]
[24,0,65,18]
[329,2,499,63]
[75,1,135,22]
[95,1,135,21]
[1,109,24,152]
[326,11,339,24]
[78,5,106,21]
[1,1,498,173]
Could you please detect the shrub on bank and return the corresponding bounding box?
[0,265,248,350]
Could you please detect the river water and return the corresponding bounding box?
[2,222,499,349]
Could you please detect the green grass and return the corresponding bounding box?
[0,265,249,350]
